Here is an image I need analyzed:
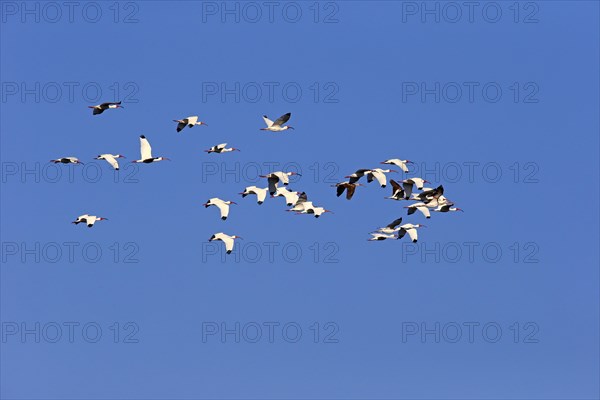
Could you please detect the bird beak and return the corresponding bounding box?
[87,106,94,108]
[230,201,238,205]
[391,170,398,173]
[203,203,209,207]
[457,208,464,212]
[164,158,172,161]
[234,148,241,151]
[344,175,351,178]
[421,225,428,228]
[236,236,244,240]
[288,126,295,130]
[424,180,430,183]
[119,105,124,109]
[407,160,414,164]
[201,122,208,126]
[119,155,126,158]
[78,161,85,165]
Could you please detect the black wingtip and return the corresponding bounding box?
[221,217,227,220]
[226,250,232,254]
[140,135,146,138]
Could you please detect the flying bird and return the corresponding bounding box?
[368,233,398,241]
[72,214,107,228]
[239,186,268,205]
[366,168,397,188]
[271,187,300,206]
[50,157,83,165]
[386,180,405,201]
[413,185,444,202]
[397,224,426,243]
[261,113,294,132]
[260,171,302,194]
[401,178,430,199]
[381,159,413,173]
[287,192,311,212]
[295,206,332,218]
[204,198,237,220]
[332,181,364,200]
[345,169,371,184]
[204,143,240,154]
[89,101,123,115]
[374,217,403,234]
[209,232,242,254]
[132,135,170,163]
[94,154,125,170]
[405,203,431,218]
[433,204,463,213]
[173,116,207,132]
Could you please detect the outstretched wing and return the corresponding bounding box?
[336,185,346,197]
[103,154,119,170]
[215,202,230,220]
[140,135,152,160]
[402,182,413,199]
[417,206,431,218]
[272,113,291,126]
[346,184,357,200]
[267,176,279,195]
[372,170,387,187]
[262,115,274,127]
[386,218,403,229]
[406,228,418,242]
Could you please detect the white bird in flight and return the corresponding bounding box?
[367,168,397,188]
[89,101,123,115]
[204,143,240,154]
[132,135,170,163]
[94,154,126,170]
[368,233,398,241]
[405,203,431,218]
[239,186,268,205]
[271,187,300,206]
[72,214,108,228]
[209,232,242,254]
[433,204,464,213]
[295,205,333,218]
[381,159,413,173]
[401,178,430,199]
[386,180,405,201]
[374,218,403,234]
[50,157,83,165]
[261,113,294,132]
[397,223,426,243]
[260,171,302,195]
[204,198,237,220]
[173,116,207,132]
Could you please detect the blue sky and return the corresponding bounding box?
[1,1,599,399]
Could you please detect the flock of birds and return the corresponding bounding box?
[55,102,462,255]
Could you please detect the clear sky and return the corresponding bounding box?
[1,1,599,399]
